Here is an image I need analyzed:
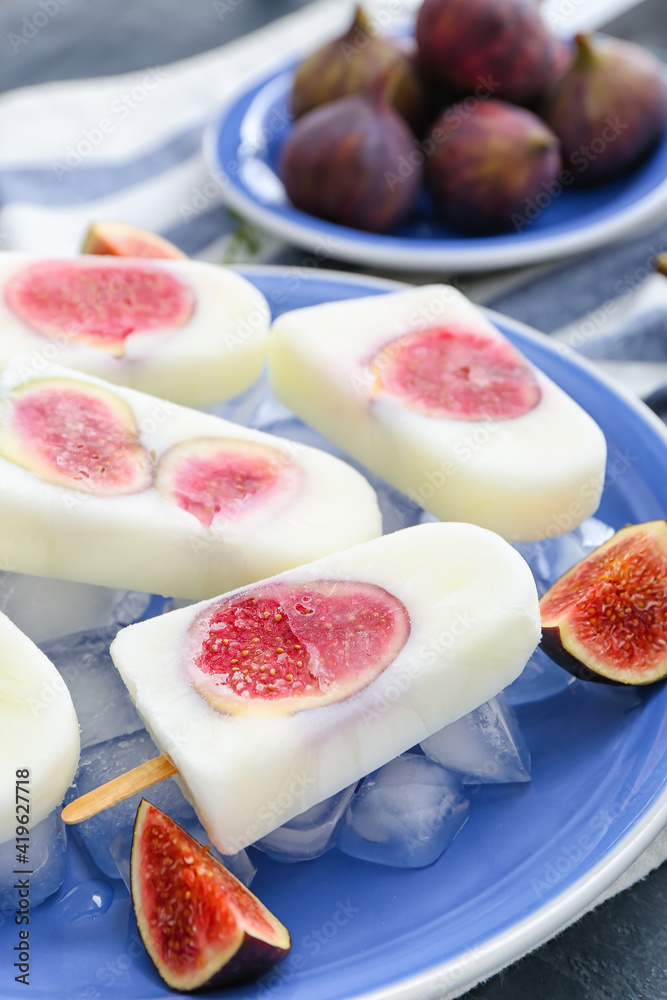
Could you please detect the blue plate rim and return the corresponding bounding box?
[205,59,667,274]
[230,263,667,999]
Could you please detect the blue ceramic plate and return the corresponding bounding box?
[4,267,667,1000]
[203,61,667,272]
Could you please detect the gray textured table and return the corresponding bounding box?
[0,1,666,998]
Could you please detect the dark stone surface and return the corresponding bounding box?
[0,1,666,998]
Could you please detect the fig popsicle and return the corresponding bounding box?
[268,284,608,542]
[0,361,381,599]
[0,610,79,907]
[0,253,269,407]
[109,521,541,854]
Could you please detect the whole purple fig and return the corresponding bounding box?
[424,99,562,234]
[542,33,667,183]
[279,88,422,233]
[415,0,556,105]
[291,6,426,132]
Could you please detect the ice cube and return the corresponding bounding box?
[0,569,155,644]
[420,694,531,784]
[0,809,67,913]
[71,730,255,886]
[513,516,615,596]
[39,626,144,749]
[203,370,270,428]
[255,785,356,864]
[504,644,576,705]
[337,755,469,869]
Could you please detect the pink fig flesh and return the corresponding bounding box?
[540,521,667,684]
[5,260,194,356]
[190,580,411,716]
[131,800,291,992]
[156,438,298,529]
[372,325,541,420]
[0,377,153,495]
[81,221,187,260]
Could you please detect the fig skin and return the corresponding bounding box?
[542,34,667,184]
[291,6,427,132]
[279,90,422,233]
[131,800,291,992]
[424,99,562,234]
[415,0,557,106]
[540,520,667,685]
[81,221,186,260]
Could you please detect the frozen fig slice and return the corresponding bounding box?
[156,438,299,529]
[0,376,153,495]
[540,520,667,684]
[190,580,410,716]
[81,221,187,260]
[4,259,194,357]
[131,801,290,992]
[111,521,540,852]
[269,284,607,542]
[372,325,542,420]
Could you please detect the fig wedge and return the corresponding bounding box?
[131,801,290,991]
[540,520,667,684]
[81,221,187,260]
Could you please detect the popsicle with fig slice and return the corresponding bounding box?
[269,284,608,542]
[0,610,79,907]
[0,251,268,406]
[62,522,541,855]
[0,361,382,600]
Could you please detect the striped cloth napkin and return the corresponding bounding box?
[0,0,666,995]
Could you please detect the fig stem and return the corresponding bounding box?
[656,254,667,279]
[61,753,178,825]
[351,4,371,36]
[574,33,599,69]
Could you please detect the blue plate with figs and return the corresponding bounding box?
[6,266,667,1000]
[204,62,667,272]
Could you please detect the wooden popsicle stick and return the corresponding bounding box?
[61,753,178,825]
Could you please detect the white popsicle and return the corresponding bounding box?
[0,361,382,599]
[0,253,269,407]
[0,610,80,844]
[269,284,608,542]
[110,521,541,854]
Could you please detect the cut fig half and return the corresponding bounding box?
[131,801,290,992]
[81,221,187,260]
[190,579,411,716]
[155,437,300,529]
[372,325,541,421]
[0,377,153,495]
[5,259,194,357]
[540,520,667,685]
